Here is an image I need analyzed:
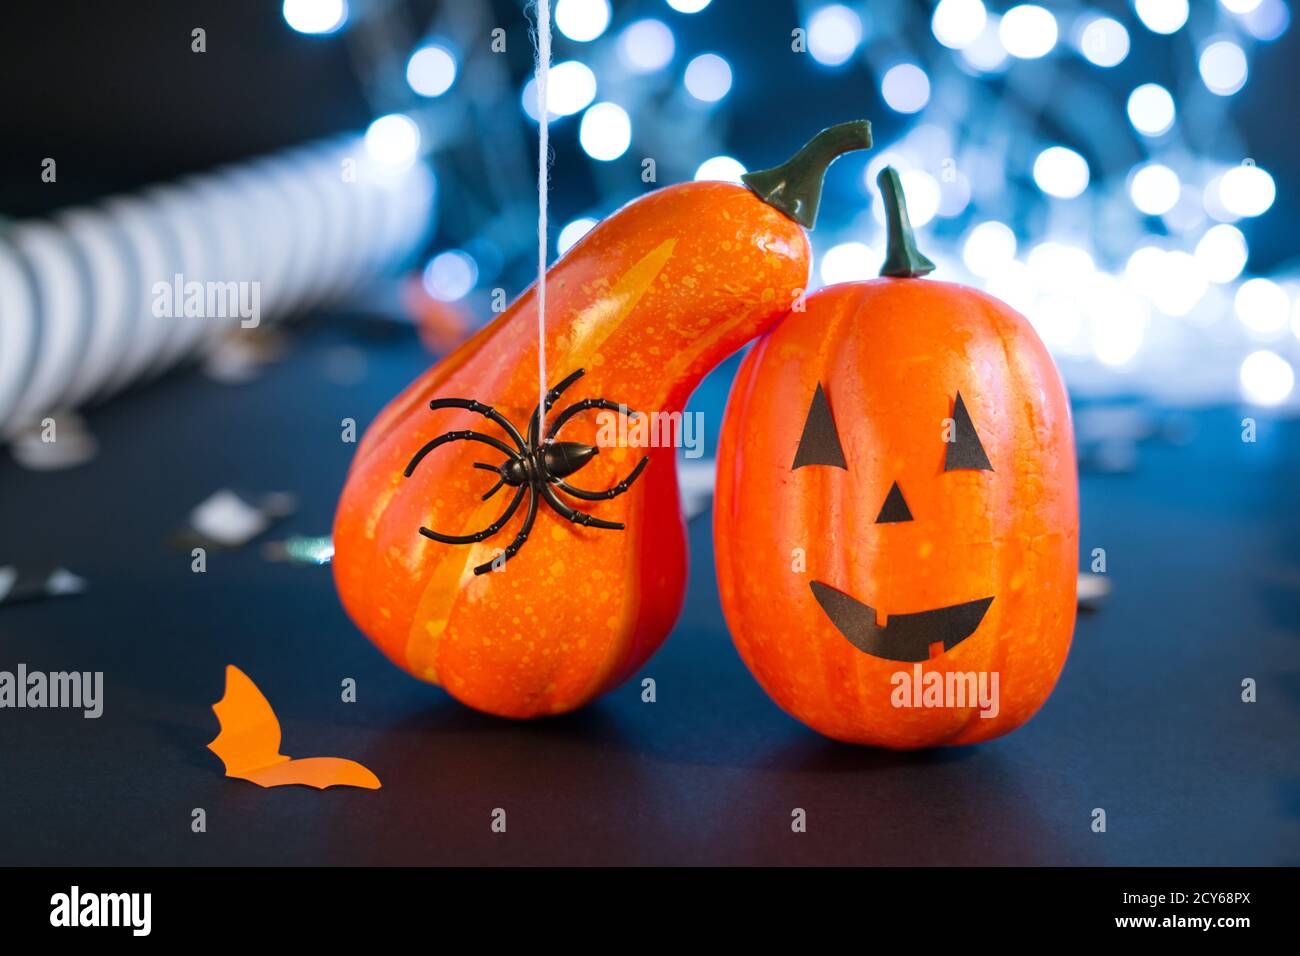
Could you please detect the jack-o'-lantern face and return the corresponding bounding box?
[793,383,995,662]
[713,277,1079,748]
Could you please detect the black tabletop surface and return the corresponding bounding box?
[1,318,1296,866]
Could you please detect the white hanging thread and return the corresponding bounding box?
[533,0,552,440]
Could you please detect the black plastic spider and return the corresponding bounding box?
[403,368,650,575]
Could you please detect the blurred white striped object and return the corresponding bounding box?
[0,135,434,438]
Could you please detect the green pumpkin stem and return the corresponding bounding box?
[741,120,873,229]
[878,167,935,278]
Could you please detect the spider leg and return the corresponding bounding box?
[527,368,587,446]
[544,396,648,498]
[404,431,518,477]
[428,397,527,453]
[540,483,625,530]
[546,397,640,440]
[472,486,540,575]
[554,454,650,501]
[470,461,508,500]
[420,484,526,545]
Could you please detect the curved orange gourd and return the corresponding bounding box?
[714,169,1078,748]
[334,124,872,718]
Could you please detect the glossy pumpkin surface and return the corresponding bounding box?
[715,276,1078,747]
[335,181,812,718]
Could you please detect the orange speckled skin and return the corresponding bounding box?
[715,279,1078,748]
[334,182,810,718]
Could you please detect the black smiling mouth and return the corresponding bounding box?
[809,581,994,662]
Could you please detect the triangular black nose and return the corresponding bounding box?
[875,481,913,523]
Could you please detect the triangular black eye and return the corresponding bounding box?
[875,481,913,523]
[792,382,847,470]
[944,392,993,472]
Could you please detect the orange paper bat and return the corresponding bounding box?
[207,665,381,790]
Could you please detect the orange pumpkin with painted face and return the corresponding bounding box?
[714,168,1078,748]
